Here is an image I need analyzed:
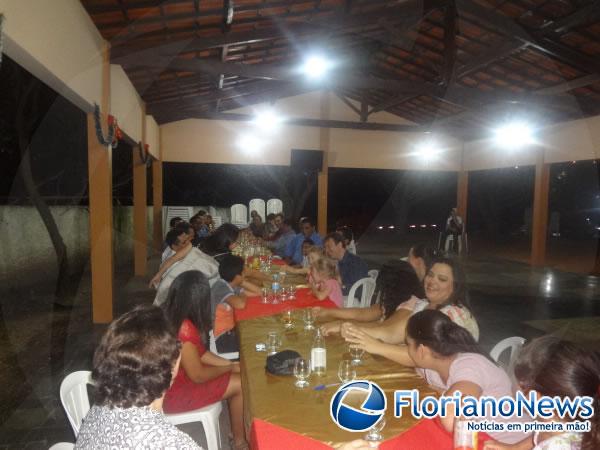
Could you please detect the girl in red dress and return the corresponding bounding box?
[162,270,247,449]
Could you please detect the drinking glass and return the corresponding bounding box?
[293,358,310,388]
[261,287,269,304]
[266,331,281,355]
[303,308,315,330]
[349,345,365,365]
[279,271,287,284]
[282,310,294,329]
[453,419,476,450]
[289,285,297,300]
[338,360,356,383]
[280,286,289,302]
[364,418,386,445]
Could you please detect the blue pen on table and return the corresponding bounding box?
[313,382,341,391]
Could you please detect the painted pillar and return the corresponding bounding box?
[317,92,330,236]
[531,148,550,266]
[152,127,163,252]
[87,41,114,323]
[133,106,148,276]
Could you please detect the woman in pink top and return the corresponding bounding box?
[406,310,529,445]
[310,257,344,307]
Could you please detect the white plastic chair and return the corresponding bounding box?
[266,198,283,215]
[208,206,218,217]
[49,444,74,450]
[368,270,379,280]
[248,199,266,222]
[490,336,526,382]
[345,277,376,308]
[165,402,223,450]
[209,329,239,361]
[60,371,93,437]
[163,206,194,232]
[230,204,248,227]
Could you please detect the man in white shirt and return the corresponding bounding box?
[161,228,190,265]
[442,207,463,252]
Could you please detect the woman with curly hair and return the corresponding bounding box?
[75,305,200,449]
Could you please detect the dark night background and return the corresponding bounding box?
[1,54,600,240]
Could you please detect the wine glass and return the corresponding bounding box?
[349,345,365,365]
[338,360,356,384]
[293,358,310,388]
[364,418,386,444]
[289,285,297,300]
[303,309,315,330]
[266,331,281,355]
[282,310,294,329]
[280,286,289,302]
[261,287,269,304]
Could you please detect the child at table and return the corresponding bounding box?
[210,254,260,353]
[282,242,322,275]
[483,336,600,450]
[310,257,343,307]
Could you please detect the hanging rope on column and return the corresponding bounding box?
[138,142,154,168]
[0,14,6,68]
[93,103,117,147]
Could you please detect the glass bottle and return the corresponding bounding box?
[311,328,327,376]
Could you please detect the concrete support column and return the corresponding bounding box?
[456,170,469,227]
[317,92,330,236]
[87,41,114,323]
[152,155,163,252]
[133,107,147,276]
[531,150,550,266]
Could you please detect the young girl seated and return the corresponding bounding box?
[404,310,529,445]
[483,336,600,450]
[310,257,343,308]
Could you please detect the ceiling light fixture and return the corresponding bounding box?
[493,122,534,149]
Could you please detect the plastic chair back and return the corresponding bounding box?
[490,336,526,382]
[248,199,266,222]
[368,270,379,280]
[345,277,376,308]
[60,371,92,436]
[230,204,248,227]
[266,198,283,215]
[49,443,74,450]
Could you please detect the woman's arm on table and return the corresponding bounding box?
[344,326,415,367]
[344,309,411,344]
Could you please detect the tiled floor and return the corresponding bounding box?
[1,239,599,449]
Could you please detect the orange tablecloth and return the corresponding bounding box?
[251,417,493,450]
[234,288,337,322]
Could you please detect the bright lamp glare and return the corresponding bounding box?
[253,109,282,131]
[237,135,262,154]
[494,122,534,149]
[416,141,440,161]
[302,56,330,79]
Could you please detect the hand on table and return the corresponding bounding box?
[320,321,341,336]
[333,439,376,449]
[344,325,382,355]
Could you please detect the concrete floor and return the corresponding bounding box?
[0,235,599,449]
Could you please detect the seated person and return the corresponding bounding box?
[316,259,424,335]
[343,257,479,367]
[168,216,183,230]
[162,271,247,450]
[205,214,215,233]
[285,218,323,265]
[324,232,368,296]
[282,241,321,274]
[263,213,278,239]
[210,255,260,353]
[75,305,201,449]
[402,310,529,445]
[267,218,295,257]
[151,242,219,305]
[484,336,600,450]
[310,257,343,308]
[161,227,190,265]
[249,214,264,238]
[337,226,357,255]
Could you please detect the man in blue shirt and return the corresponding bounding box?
[324,232,368,296]
[285,218,323,265]
[268,218,296,258]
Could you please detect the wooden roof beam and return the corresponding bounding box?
[442,0,457,85]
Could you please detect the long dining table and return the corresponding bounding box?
[234,287,492,449]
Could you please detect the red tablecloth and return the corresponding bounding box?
[235,288,337,322]
[251,417,493,450]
